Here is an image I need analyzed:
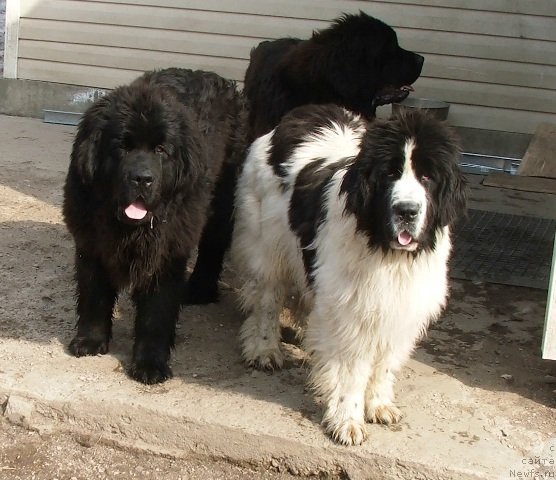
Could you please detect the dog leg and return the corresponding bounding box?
[309,352,370,446]
[68,251,116,357]
[365,352,403,425]
[186,161,238,305]
[129,262,185,384]
[239,281,285,370]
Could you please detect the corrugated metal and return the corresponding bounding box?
[13,0,556,133]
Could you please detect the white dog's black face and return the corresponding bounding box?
[341,112,467,253]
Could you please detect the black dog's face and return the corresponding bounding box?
[342,111,467,252]
[315,13,424,117]
[107,95,186,226]
[373,45,424,108]
[115,144,170,226]
[73,84,201,226]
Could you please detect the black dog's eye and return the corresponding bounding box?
[154,145,166,155]
[421,175,432,182]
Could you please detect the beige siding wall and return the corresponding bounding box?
[11,0,556,133]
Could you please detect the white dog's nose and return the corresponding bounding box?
[393,201,420,222]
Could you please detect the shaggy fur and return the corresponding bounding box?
[244,12,424,139]
[186,12,425,304]
[63,68,245,384]
[231,105,466,445]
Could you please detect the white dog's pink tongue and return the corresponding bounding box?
[125,202,148,220]
[398,231,413,246]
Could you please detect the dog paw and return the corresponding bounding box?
[128,360,173,385]
[244,347,284,371]
[365,402,402,425]
[68,335,109,357]
[326,419,368,446]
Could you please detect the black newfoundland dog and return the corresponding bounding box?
[63,68,245,384]
[231,105,467,444]
[186,12,425,304]
[244,11,424,139]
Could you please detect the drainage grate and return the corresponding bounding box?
[450,209,556,289]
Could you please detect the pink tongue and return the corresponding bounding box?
[398,231,413,246]
[124,202,148,220]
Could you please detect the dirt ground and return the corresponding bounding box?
[0,115,555,479]
[0,418,301,480]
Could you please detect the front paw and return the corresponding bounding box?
[365,402,402,425]
[245,349,284,371]
[128,358,173,384]
[242,341,284,371]
[326,419,368,446]
[68,335,109,357]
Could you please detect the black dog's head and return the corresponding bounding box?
[70,81,203,226]
[342,110,467,253]
[284,12,424,118]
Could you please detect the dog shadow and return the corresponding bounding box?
[0,219,315,418]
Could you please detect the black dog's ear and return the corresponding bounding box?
[175,119,207,186]
[71,99,109,183]
[438,164,468,227]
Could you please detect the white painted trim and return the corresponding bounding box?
[4,0,20,79]
[542,235,556,360]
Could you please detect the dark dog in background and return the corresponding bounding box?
[244,12,424,138]
[186,12,425,304]
[63,68,245,384]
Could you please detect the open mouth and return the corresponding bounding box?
[124,200,149,221]
[390,230,419,251]
[372,84,415,108]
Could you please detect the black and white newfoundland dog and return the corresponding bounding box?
[231,104,467,445]
[186,11,425,304]
[244,11,424,139]
[63,68,245,384]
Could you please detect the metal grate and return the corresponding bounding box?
[450,209,556,289]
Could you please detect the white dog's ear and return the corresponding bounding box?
[71,99,109,183]
[438,167,467,226]
[340,161,377,226]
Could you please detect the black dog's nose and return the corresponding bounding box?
[393,202,420,222]
[131,170,154,188]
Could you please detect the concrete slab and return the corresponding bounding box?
[0,115,554,479]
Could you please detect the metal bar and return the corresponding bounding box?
[43,110,82,126]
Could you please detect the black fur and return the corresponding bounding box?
[63,68,245,384]
[289,159,348,283]
[270,105,358,280]
[244,12,424,139]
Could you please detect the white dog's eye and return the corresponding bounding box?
[421,175,431,182]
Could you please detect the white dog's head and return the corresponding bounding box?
[341,111,467,253]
